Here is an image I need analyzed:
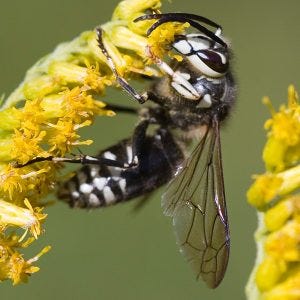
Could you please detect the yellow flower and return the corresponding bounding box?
[0,246,51,285]
[246,86,300,300]
[262,269,300,300]
[0,0,188,285]
[263,86,300,172]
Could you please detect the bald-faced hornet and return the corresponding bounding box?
[21,13,235,288]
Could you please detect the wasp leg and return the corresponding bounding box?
[14,118,150,170]
[13,155,134,169]
[96,27,148,104]
[59,126,184,208]
[128,118,150,167]
[105,103,137,114]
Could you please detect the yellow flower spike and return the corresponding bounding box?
[48,61,110,94]
[263,137,287,172]
[46,120,82,155]
[60,87,104,120]
[85,63,113,93]
[24,199,47,239]
[263,86,300,172]
[88,31,129,74]
[247,86,300,300]
[256,257,287,292]
[148,22,189,59]
[262,268,300,300]
[247,174,283,209]
[279,164,300,193]
[288,84,298,107]
[0,164,51,204]
[247,164,300,210]
[0,138,14,162]
[0,108,20,131]
[0,0,185,284]
[265,220,300,261]
[0,200,46,237]
[23,75,61,100]
[264,197,294,231]
[108,26,148,58]
[49,62,90,84]
[39,94,65,119]
[112,0,161,21]
[11,129,47,164]
[6,245,51,285]
[0,166,25,200]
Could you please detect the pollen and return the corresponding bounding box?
[148,22,189,59]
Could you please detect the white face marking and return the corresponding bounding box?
[93,177,107,191]
[80,183,93,194]
[188,55,223,78]
[89,193,100,206]
[126,145,133,163]
[118,179,126,194]
[197,94,212,108]
[173,39,191,54]
[174,35,211,55]
[188,38,210,51]
[103,186,116,204]
[103,151,116,160]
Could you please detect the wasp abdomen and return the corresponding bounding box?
[58,130,184,208]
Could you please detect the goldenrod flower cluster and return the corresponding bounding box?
[0,0,186,284]
[246,85,300,299]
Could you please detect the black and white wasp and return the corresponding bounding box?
[22,13,236,288]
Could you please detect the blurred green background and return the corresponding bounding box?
[0,0,299,299]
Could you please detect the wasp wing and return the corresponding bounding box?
[162,121,229,288]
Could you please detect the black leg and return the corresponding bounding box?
[96,27,148,104]
[129,119,150,166]
[13,155,133,169]
[14,118,152,170]
[105,103,137,114]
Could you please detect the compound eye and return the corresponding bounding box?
[187,48,228,78]
[173,35,228,78]
[198,49,228,74]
